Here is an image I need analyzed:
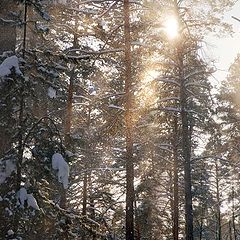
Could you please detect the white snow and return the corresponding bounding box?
[27,194,40,210]
[48,86,56,99]
[5,207,13,216]
[19,187,28,206]
[18,187,40,210]
[0,56,22,77]
[108,104,124,111]
[88,85,96,95]
[52,153,69,189]
[65,150,74,157]
[53,0,67,4]
[0,159,16,184]
[59,0,67,4]
[5,159,16,176]
[7,230,14,236]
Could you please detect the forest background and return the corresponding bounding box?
[1,1,240,240]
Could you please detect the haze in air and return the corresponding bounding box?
[1,1,240,240]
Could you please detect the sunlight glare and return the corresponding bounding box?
[164,17,179,39]
[143,70,159,84]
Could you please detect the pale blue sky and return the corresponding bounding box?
[206,1,240,85]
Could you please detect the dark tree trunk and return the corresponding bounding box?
[60,68,75,210]
[173,0,194,238]
[123,0,134,240]
[177,46,194,240]
[89,178,96,240]
[173,116,179,240]
[229,220,233,240]
[231,187,237,240]
[180,67,194,240]
[134,199,141,240]
[82,172,88,217]
[0,0,17,54]
[81,172,88,239]
[0,0,17,157]
[215,161,221,240]
[64,67,75,146]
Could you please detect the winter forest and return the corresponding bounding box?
[1,0,240,239]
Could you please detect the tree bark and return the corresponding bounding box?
[178,43,194,240]
[64,67,75,146]
[231,186,237,240]
[173,0,194,238]
[123,1,134,240]
[173,116,179,240]
[215,161,221,240]
[0,0,17,54]
[0,0,17,157]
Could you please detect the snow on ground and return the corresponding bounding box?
[0,56,22,77]
[52,153,69,189]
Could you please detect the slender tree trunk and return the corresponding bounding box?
[215,162,221,240]
[134,197,141,240]
[64,67,75,145]
[199,216,203,240]
[89,177,96,240]
[14,1,27,235]
[81,171,88,240]
[173,1,194,238]
[199,186,205,240]
[231,186,237,240]
[178,50,194,240]
[82,172,88,216]
[0,0,17,157]
[82,108,92,240]
[60,26,78,240]
[60,67,76,210]
[173,116,179,240]
[229,220,233,240]
[0,0,17,54]
[123,1,134,240]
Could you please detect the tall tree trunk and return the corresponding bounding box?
[178,49,194,240]
[60,67,75,210]
[173,116,179,240]
[199,215,203,240]
[0,0,17,54]
[229,220,233,240]
[231,186,237,240]
[64,68,74,146]
[134,196,141,240]
[215,161,221,240]
[82,108,92,240]
[89,177,96,240]
[14,1,27,235]
[0,0,17,157]
[174,0,194,237]
[123,1,134,240]
[81,172,88,240]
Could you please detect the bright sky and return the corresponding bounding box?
[205,1,240,86]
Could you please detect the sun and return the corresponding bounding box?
[163,17,179,39]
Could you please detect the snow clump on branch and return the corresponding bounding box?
[52,153,69,189]
[0,56,22,78]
